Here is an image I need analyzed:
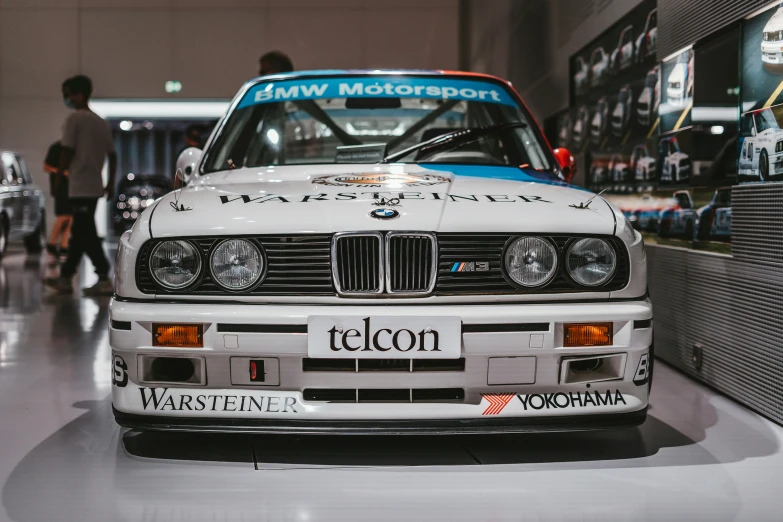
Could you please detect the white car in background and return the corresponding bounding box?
[631,144,656,181]
[659,190,696,239]
[572,105,590,149]
[738,108,783,181]
[611,25,635,73]
[635,9,657,63]
[589,47,609,87]
[590,97,609,144]
[660,136,690,183]
[590,158,610,184]
[637,66,660,126]
[574,56,589,96]
[667,62,687,107]
[109,70,652,435]
[610,154,630,183]
[0,151,46,258]
[558,112,572,148]
[761,7,783,65]
[611,85,633,138]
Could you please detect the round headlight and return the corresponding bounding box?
[210,239,265,291]
[150,241,202,290]
[566,238,616,286]
[504,237,558,287]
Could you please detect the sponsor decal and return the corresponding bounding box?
[138,388,299,414]
[634,353,650,386]
[312,173,450,188]
[482,394,516,415]
[327,317,440,353]
[451,261,490,273]
[481,389,628,415]
[112,356,128,388]
[369,208,399,220]
[516,390,627,410]
[237,77,517,109]
[218,192,553,205]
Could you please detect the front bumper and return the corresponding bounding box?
[761,43,783,63]
[110,298,652,433]
[113,406,648,435]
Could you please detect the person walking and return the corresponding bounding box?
[44,75,116,296]
[43,141,71,264]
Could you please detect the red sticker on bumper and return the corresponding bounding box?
[481,393,516,415]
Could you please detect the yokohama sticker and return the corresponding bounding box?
[312,173,450,188]
[481,389,628,415]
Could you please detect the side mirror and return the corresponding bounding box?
[176,147,202,185]
[553,148,576,183]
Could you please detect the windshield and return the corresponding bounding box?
[754,108,781,133]
[203,75,553,174]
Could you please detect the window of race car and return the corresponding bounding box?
[202,76,557,178]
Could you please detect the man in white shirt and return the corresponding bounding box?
[44,75,117,296]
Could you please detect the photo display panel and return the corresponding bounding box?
[564,0,733,248]
[567,0,660,195]
[740,1,783,183]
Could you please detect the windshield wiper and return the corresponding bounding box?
[380,122,528,164]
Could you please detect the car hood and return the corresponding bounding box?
[668,64,685,82]
[149,164,617,237]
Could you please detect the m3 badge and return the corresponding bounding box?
[451,261,490,272]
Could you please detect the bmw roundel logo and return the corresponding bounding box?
[369,207,400,220]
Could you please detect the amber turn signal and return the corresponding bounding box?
[153,324,203,348]
[563,323,612,347]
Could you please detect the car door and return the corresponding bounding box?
[0,152,25,239]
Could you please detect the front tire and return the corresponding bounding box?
[697,212,712,241]
[685,219,694,241]
[658,218,670,238]
[24,215,46,254]
[760,150,769,181]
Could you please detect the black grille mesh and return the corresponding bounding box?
[388,234,435,293]
[333,235,382,293]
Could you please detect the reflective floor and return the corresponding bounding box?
[1,245,782,521]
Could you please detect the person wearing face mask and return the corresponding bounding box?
[44,75,117,296]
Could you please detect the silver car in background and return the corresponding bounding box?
[0,151,46,258]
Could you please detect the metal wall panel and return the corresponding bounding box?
[732,184,783,265]
[658,0,777,58]
[648,246,783,424]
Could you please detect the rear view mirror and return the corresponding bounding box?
[553,148,577,183]
[176,147,202,184]
[345,97,401,110]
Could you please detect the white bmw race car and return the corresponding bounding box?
[110,70,652,434]
[761,7,783,65]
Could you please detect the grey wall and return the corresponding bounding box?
[463,0,640,120]
[0,0,459,205]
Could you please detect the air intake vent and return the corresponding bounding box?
[332,233,383,295]
[386,233,437,294]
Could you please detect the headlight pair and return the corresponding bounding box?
[149,239,265,291]
[504,237,616,288]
